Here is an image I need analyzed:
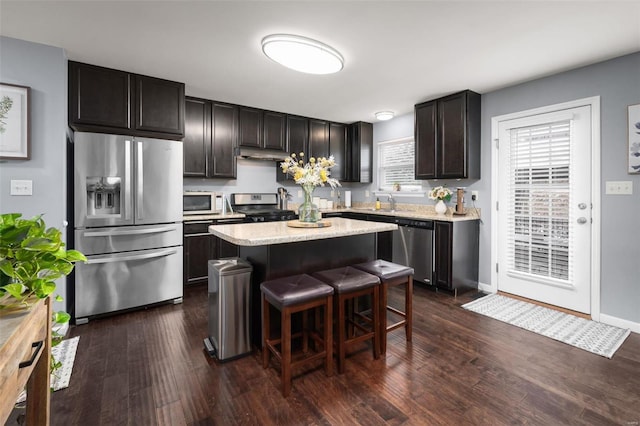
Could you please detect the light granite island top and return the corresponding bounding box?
[208,217,398,246]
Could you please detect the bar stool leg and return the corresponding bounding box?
[302,310,309,354]
[282,307,292,397]
[373,286,380,360]
[379,282,388,355]
[324,295,333,376]
[262,294,270,369]
[336,294,346,374]
[406,276,413,342]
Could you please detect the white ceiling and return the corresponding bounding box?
[2,1,639,123]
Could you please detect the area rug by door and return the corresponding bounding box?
[17,336,80,403]
[462,294,630,358]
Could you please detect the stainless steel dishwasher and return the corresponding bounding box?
[392,218,434,286]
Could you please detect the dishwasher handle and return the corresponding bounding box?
[395,218,434,229]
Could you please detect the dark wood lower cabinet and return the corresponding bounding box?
[183,220,241,286]
[183,221,218,286]
[184,233,217,286]
[434,220,479,293]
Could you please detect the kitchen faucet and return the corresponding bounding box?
[384,193,396,211]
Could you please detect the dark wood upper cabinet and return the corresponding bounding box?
[134,75,185,136]
[263,111,286,151]
[183,97,210,178]
[210,102,238,178]
[414,90,480,179]
[238,107,286,151]
[286,115,309,156]
[69,61,130,130]
[415,101,437,179]
[329,122,347,181]
[309,119,329,159]
[238,106,263,149]
[277,115,308,182]
[346,121,373,183]
[183,97,237,179]
[69,61,185,140]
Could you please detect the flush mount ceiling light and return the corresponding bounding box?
[375,111,395,121]
[261,34,344,75]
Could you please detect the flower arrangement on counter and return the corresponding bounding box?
[428,185,453,202]
[280,152,341,189]
[280,152,341,222]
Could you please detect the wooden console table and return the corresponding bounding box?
[0,296,52,425]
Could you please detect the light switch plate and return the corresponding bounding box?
[10,179,33,196]
[365,190,370,197]
[297,190,303,198]
[605,181,633,195]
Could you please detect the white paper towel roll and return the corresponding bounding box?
[344,191,352,207]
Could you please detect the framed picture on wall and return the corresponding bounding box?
[629,103,640,174]
[0,82,31,160]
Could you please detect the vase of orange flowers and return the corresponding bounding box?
[280,152,341,223]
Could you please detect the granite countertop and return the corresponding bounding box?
[326,206,480,222]
[184,203,480,223]
[298,200,481,222]
[208,217,397,247]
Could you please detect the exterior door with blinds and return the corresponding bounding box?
[496,105,592,313]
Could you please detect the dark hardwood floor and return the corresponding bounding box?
[46,284,640,425]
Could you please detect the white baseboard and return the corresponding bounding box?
[599,314,640,334]
[478,281,496,294]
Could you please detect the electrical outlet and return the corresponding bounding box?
[10,179,33,196]
[471,190,479,201]
[330,190,335,197]
[605,181,633,195]
[365,190,370,197]
[297,189,303,198]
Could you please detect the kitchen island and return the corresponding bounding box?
[209,217,397,346]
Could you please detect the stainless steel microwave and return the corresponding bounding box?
[183,191,220,215]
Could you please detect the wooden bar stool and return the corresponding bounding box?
[313,266,381,374]
[353,260,414,355]
[260,274,334,397]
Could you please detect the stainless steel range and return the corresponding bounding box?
[230,193,296,222]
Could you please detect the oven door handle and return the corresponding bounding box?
[85,248,178,265]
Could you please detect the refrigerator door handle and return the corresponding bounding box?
[136,141,143,220]
[86,248,178,265]
[124,139,132,220]
[82,225,177,238]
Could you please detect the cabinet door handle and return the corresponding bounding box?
[19,340,44,369]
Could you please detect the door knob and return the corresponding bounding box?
[578,203,587,210]
[577,217,588,224]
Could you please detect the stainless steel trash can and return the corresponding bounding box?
[203,257,253,361]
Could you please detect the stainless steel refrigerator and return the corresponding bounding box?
[72,132,183,324]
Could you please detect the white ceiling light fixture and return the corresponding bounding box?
[261,34,344,75]
[375,111,395,121]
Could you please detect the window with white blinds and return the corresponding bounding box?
[507,120,572,283]
[378,138,421,191]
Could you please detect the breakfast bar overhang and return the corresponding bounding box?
[209,217,398,346]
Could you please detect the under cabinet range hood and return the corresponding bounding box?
[234,147,288,161]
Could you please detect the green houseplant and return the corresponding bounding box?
[0,213,86,374]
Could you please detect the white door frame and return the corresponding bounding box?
[490,96,601,320]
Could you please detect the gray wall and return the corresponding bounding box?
[0,36,68,311]
[372,52,640,324]
[480,52,640,323]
